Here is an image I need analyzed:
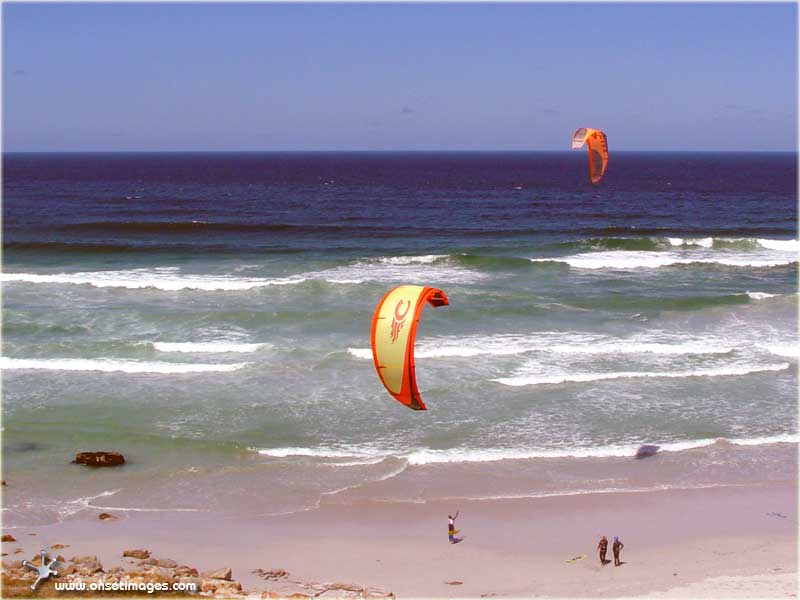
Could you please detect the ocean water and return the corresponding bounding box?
[2,151,797,524]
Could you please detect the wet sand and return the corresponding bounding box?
[3,480,796,598]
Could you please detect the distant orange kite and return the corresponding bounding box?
[571,128,609,184]
[370,285,449,410]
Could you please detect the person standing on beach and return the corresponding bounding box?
[448,511,459,543]
[612,536,624,566]
[597,536,608,565]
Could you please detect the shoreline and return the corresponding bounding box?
[3,480,796,598]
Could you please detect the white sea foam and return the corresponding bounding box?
[153,342,267,353]
[348,332,736,360]
[252,433,798,466]
[256,447,377,459]
[530,251,795,270]
[318,259,482,285]
[347,348,374,359]
[761,344,800,359]
[431,482,751,503]
[0,357,249,373]
[667,237,714,248]
[0,255,481,290]
[756,238,799,252]
[532,237,799,270]
[376,255,447,265]
[494,363,790,387]
[546,341,734,356]
[746,291,779,300]
[0,269,307,291]
[665,237,798,253]
[725,433,800,446]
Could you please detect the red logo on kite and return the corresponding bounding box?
[390,299,410,342]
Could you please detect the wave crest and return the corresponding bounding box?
[0,357,249,374]
[495,363,790,387]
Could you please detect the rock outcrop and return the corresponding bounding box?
[73,451,126,467]
[2,550,394,598]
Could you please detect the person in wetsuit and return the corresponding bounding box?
[613,536,624,566]
[597,536,608,565]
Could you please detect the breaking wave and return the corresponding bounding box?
[529,237,798,270]
[0,357,250,373]
[495,363,790,387]
[349,331,743,360]
[530,252,795,270]
[252,433,799,465]
[0,256,483,291]
[152,342,267,353]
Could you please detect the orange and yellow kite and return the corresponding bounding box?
[370,285,449,410]
[571,128,609,184]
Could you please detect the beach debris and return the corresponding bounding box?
[635,445,660,459]
[98,512,118,521]
[202,567,233,580]
[123,548,150,559]
[1,480,6,486]
[565,554,587,563]
[1,535,17,543]
[73,451,125,467]
[70,555,98,564]
[14,549,23,554]
[255,576,394,599]
[766,512,787,519]
[51,544,69,550]
[306,583,393,598]
[444,580,463,585]
[253,568,289,580]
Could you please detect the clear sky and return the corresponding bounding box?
[2,2,797,151]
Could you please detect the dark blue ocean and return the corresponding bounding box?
[2,152,797,523]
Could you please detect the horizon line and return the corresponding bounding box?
[3,149,797,154]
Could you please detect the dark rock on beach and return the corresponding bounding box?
[123,548,150,559]
[1,535,16,543]
[635,445,660,459]
[73,451,125,467]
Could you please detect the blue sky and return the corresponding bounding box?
[3,2,797,151]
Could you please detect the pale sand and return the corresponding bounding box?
[632,572,798,598]
[3,482,796,598]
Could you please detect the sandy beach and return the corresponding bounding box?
[3,478,796,598]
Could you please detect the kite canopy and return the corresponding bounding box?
[571,128,609,184]
[370,285,449,410]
